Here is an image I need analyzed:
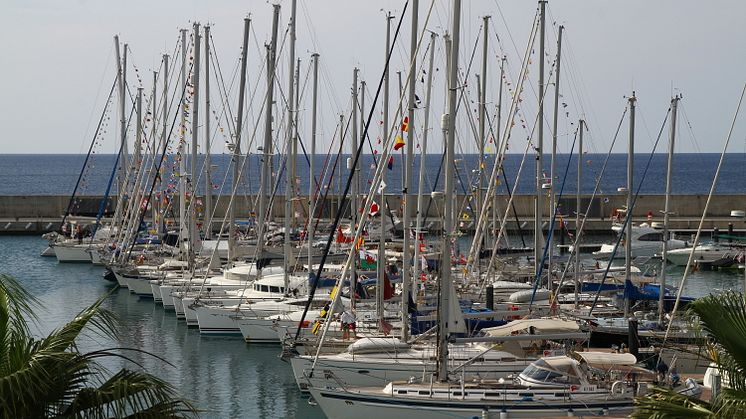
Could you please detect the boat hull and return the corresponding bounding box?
[308,388,632,419]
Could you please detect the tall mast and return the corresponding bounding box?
[625,92,636,318]
[132,86,143,246]
[478,15,490,252]
[284,0,298,291]
[135,88,143,182]
[179,29,187,260]
[259,5,281,259]
[150,70,158,231]
[378,12,393,330]
[438,0,461,382]
[575,119,584,309]
[534,0,546,279]
[351,68,359,291]
[113,36,126,231]
[660,95,679,323]
[204,25,213,240]
[190,22,202,265]
[401,0,418,341]
[160,54,169,236]
[230,17,251,262]
[548,24,563,279]
[413,30,437,300]
[493,56,506,245]
[308,53,320,275]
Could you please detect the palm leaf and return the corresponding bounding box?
[690,292,746,390]
[632,386,714,418]
[59,369,197,419]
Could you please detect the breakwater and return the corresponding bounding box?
[2,194,746,235]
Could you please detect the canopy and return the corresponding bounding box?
[481,318,580,337]
[576,351,637,366]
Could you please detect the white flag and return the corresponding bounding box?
[377,180,387,194]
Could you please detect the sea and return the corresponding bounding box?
[2,153,746,196]
[1,153,746,418]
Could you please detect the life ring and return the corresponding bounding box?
[610,381,626,395]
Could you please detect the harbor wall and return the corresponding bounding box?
[1,194,744,235]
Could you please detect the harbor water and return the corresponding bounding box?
[1,234,744,417]
[0,235,325,419]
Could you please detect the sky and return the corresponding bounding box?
[1,0,745,156]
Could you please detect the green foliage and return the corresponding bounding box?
[633,291,746,418]
[0,274,198,418]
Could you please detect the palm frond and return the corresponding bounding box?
[38,293,118,355]
[712,388,746,417]
[690,291,746,389]
[632,386,714,419]
[59,369,198,419]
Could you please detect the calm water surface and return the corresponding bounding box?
[0,235,325,419]
[1,235,743,418]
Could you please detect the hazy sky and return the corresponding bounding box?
[2,0,745,155]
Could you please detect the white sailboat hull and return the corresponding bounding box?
[308,387,632,419]
[54,244,93,263]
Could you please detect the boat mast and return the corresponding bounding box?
[575,119,584,309]
[190,22,202,266]
[548,24,563,279]
[160,54,169,237]
[285,0,297,292]
[112,36,127,232]
[351,68,359,292]
[438,0,461,382]
[150,71,158,232]
[258,5,280,266]
[534,0,547,281]
[377,12,393,330]
[135,88,143,182]
[625,92,636,318]
[308,52,320,275]
[494,56,505,246]
[413,30,437,301]
[401,0,418,341]
[178,28,187,260]
[478,15,489,254]
[660,95,679,323]
[204,25,213,241]
[230,17,251,262]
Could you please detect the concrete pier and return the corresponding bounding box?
[1,194,745,235]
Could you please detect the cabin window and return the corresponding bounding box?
[260,285,269,292]
[418,390,430,395]
[269,286,280,293]
[638,233,663,242]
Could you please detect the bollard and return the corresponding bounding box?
[711,370,721,403]
[713,227,719,243]
[486,284,494,310]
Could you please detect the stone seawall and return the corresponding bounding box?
[1,194,745,234]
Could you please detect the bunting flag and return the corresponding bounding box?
[370,201,380,216]
[377,180,387,194]
[387,155,394,170]
[393,135,405,151]
[401,116,409,132]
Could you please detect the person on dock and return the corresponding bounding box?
[341,309,356,340]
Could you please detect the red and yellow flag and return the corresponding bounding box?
[401,116,409,132]
[393,135,405,151]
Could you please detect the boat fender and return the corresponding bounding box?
[610,381,626,395]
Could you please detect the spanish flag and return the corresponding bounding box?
[393,135,405,151]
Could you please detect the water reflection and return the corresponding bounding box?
[0,236,323,419]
